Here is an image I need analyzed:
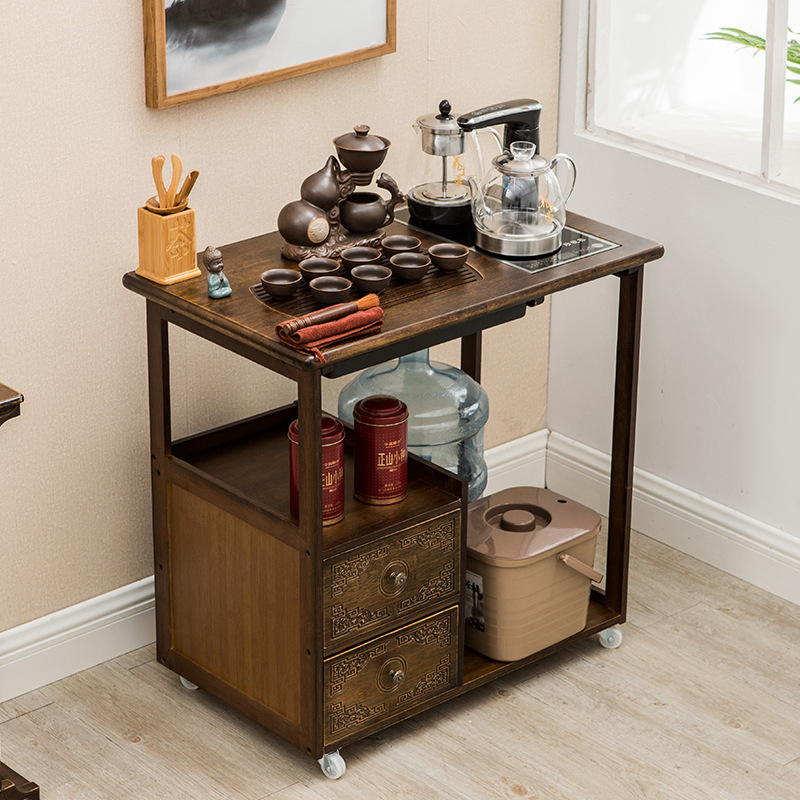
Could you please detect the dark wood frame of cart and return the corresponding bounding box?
[123,211,662,762]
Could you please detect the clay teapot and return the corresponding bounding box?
[339,173,405,234]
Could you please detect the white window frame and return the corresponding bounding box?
[581,0,798,200]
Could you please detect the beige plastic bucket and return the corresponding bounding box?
[465,487,602,662]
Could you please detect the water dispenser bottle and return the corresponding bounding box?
[337,348,489,501]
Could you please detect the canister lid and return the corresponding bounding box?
[288,414,345,445]
[467,487,601,564]
[353,395,408,425]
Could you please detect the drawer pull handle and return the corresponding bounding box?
[390,570,408,588]
[389,669,405,686]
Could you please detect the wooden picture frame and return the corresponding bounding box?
[143,1,396,109]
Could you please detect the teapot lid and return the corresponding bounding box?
[415,100,463,136]
[333,125,390,152]
[493,141,548,176]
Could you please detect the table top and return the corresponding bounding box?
[0,383,23,408]
[122,212,663,377]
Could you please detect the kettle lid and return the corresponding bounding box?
[415,99,463,137]
[493,141,548,176]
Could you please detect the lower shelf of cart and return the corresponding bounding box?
[325,598,622,753]
[461,598,621,689]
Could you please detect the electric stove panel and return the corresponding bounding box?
[396,207,620,275]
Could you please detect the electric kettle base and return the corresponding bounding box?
[475,227,562,258]
[407,196,473,228]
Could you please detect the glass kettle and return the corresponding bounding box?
[467,141,576,258]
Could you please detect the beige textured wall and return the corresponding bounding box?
[0,0,560,631]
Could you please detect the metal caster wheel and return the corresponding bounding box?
[180,676,199,691]
[318,750,346,779]
[598,626,623,649]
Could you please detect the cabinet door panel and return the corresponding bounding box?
[323,511,460,651]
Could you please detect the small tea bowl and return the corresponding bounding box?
[350,264,392,294]
[341,246,381,271]
[309,275,352,305]
[428,242,469,272]
[381,234,421,260]
[299,257,340,282]
[261,268,302,298]
[389,252,431,282]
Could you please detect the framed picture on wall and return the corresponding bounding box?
[143,0,396,109]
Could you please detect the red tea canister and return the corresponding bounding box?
[353,395,408,505]
[288,415,345,525]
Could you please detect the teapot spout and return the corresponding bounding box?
[375,172,405,226]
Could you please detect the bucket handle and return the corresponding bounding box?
[558,552,603,583]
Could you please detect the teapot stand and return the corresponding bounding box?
[281,228,384,262]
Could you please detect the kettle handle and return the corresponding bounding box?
[549,154,577,205]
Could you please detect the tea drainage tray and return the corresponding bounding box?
[250,255,483,318]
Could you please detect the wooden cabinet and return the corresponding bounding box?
[122,213,663,771]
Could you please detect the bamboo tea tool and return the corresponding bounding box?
[281,294,380,335]
[151,155,168,209]
[175,170,199,206]
[137,153,199,284]
[165,153,183,208]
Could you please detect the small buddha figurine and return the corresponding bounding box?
[203,246,231,298]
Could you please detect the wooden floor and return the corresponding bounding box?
[2,529,799,799]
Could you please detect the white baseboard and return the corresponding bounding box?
[546,432,800,608]
[485,428,549,495]
[0,577,155,703]
[4,426,796,703]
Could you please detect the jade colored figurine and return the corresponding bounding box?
[203,246,231,298]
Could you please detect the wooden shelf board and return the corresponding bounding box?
[172,414,461,553]
[461,600,622,688]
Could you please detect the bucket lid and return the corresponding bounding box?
[467,487,601,564]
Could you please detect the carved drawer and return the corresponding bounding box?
[323,606,459,747]
[322,510,461,651]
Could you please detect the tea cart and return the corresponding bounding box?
[122,213,663,778]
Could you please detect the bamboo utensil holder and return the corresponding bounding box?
[136,206,200,285]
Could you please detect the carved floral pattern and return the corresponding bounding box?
[330,603,391,639]
[395,615,453,649]
[398,654,453,705]
[399,517,457,553]
[328,643,387,696]
[397,563,455,613]
[330,545,390,596]
[328,700,387,733]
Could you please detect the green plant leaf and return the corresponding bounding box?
[707,25,800,102]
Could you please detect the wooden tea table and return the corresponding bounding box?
[123,212,663,778]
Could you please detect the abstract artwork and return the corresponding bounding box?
[144,0,396,109]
